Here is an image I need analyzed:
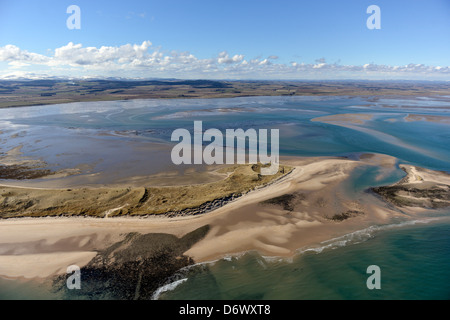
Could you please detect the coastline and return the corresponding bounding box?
[1,153,448,286]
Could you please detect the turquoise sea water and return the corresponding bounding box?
[1,95,449,299]
[158,218,450,300]
[2,218,449,300]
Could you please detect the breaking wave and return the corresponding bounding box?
[151,278,188,300]
[297,218,442,255]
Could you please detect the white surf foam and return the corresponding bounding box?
[297,218,442,255]
[151,217,447,299]
[151,278,188,300]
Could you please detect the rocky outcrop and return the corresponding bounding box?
[52,225,210,300]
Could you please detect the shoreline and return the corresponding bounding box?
[1,154,449,298]
[0,163,292,218]
[2,79,450,109]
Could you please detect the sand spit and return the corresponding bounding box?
[404,114,450,124]
[0,164,291,218]
[0,154,448,298]
[372,165,450,209]
[311,114,442,161]
[311,113,374,125]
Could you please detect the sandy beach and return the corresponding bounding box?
[2,153,442,282]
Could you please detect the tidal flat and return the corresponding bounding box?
[1,93,449,299]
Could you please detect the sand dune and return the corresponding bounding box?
[0,154,425,280]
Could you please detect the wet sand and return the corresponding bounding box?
[1,153,438,282]
[404,114,450,124]
[311,113,444,161]
[0,126,225,189]
[311,113,374,125]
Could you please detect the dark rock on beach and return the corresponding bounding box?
[372,185,450,209]
[328,210,364,221]
[371,164,450,209]
[260,192,306,212]
[52,225,210,300]
[0,164,52,180]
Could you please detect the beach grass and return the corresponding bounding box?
[0,163,292,218]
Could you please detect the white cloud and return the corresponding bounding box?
[51,41,152,67]
[217,51,244,64]
[0,41,449,80]
[313,63,326,69]
[0,44,49,64]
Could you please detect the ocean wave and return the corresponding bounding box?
[297,218,442,255]
[152,217,446,299]
[151,278,188,300]
[179,218,444,271]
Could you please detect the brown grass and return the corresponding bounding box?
[0,164,292,218]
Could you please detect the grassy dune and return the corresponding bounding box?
[0,164,292,218]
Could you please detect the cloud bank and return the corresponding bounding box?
[0,41,448,80]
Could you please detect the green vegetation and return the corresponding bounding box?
[0,164,292,218]
[2,79,450,108]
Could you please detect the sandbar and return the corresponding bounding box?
[2,154,445,282]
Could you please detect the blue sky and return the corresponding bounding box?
[0,0,449,79]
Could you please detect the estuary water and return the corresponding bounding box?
[0,95,449,299]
